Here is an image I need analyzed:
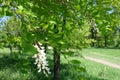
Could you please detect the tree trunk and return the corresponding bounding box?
[104,35,107,47]
[90,27,95,47]
[54,48,60,80]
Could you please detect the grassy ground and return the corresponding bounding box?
[81,48,120,64]
[0,48,120,80]
[80,48,120,80]
[0,48,53,80]
[79,58,120,80]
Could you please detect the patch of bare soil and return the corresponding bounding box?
[84,56,120,69]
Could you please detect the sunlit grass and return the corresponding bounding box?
[0,48,10,56]
[79,48,120,80]
[0,48,120,80]
[80,58,120,80]
[82,48,120,64]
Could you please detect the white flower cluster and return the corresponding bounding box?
[32,43,51,76]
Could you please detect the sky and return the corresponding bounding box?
[0,16,10,30]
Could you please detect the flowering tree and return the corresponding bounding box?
[0,0,120,80]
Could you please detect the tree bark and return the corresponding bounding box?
[104,35,107,47]
[54,48,60,80]
[90,27,95,47]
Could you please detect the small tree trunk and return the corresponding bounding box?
[104,35,107,47]
[90,27,95,47]
[54,48,60,80]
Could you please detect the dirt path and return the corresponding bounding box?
[84,56,120,69]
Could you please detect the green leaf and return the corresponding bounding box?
[58,40,65,45]
[22,43,37,55]
[21,69,28,74]
[49,21,56,24]
[70,60,81,64]
[27,2,33,7]
[77,67,86,72]
[106,27,112,31]
[18,5,24,10]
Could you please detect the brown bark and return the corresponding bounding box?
[54,48,60,80]
[104,35,107,47]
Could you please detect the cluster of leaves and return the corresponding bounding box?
[0,0,91,49]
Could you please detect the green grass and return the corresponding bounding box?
[0,48,53,80]
[81,48,120,64]
[0,48,10,56]
[79,58,120,80]
[79,48,120,80]
[0,48,120,80]
[60,53,120,80]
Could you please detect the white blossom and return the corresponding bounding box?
[32,43,51,77]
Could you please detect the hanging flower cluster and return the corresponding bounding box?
[32,43,51,77]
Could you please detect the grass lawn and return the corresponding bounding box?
[79,48,120,80]
[81,48,120,65]
[79,58,120,80]
[0,48,120,80]
[0,48,53,80]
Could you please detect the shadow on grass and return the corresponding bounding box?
[60,63,108,80]
[0,53,108,80]
[0,53,54,80]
